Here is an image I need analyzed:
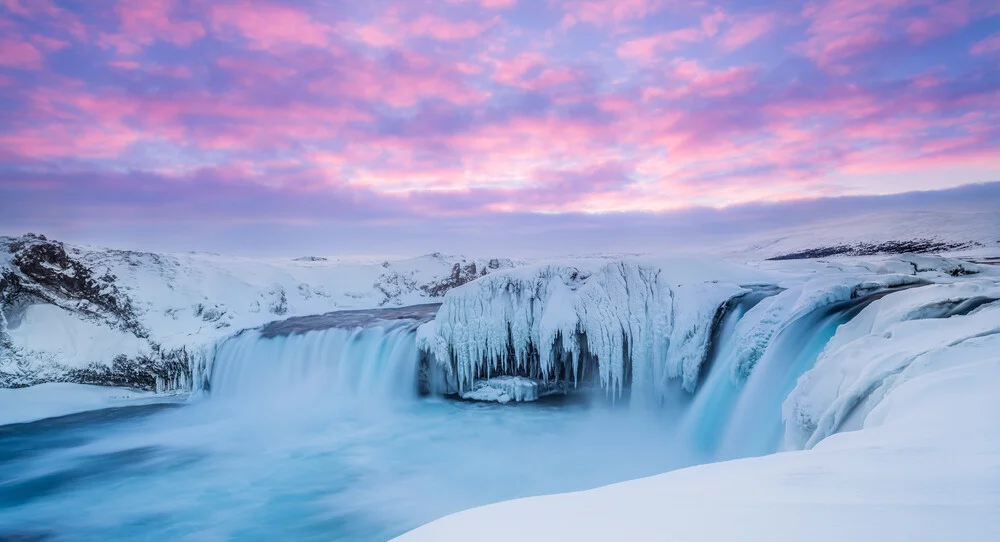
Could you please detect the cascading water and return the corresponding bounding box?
[197,284,923,463]
[712,300,865,459]
[204,305,439,407]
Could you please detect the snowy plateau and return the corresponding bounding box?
[1,213,999,542]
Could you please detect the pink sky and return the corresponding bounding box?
[0,0,998,251]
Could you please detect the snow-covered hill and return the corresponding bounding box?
[725,210,1000,261]
[0,233,516,390]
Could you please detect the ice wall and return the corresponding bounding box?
[417,261,760,405]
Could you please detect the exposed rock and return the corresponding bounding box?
[1,236,147,338]
[419,259,512,298]
[768,239,980,261]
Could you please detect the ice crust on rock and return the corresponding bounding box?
[460,376,552,404]
[418,260,750,403]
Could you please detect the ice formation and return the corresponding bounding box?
[416,261,753,404]
[459,376,559,404]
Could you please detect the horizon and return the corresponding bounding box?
[4,181,1000,258]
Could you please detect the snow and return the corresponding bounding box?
[4,227,1000,538]
[782,282,1000,449]
[7,304,148,368]
[0,383,169,426]
[724,209,1000,261]
[460,376,549,404]
[396,320,1000,542]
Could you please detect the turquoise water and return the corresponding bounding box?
[0,397,689,541]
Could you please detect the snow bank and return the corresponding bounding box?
[0,383,172,426]
[7,304,147,369]
[417,260,753,403]
[783,281,1000,449]
[396,318,1000,542]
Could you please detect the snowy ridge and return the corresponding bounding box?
[783,280,1000,449]
[726,209,1000,261]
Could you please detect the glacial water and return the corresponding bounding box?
[0,294,879,541]
[0,395,689,541]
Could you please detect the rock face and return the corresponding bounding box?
[1,234,146,337]
[0,235,189,390]
[374,255,515,305]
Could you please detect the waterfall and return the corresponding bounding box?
[204,306,438,406]
[195,282,939,460]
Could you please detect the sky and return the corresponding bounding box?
[0,0,998,255]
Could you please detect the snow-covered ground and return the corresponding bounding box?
[0,383,177,426]
[721,209,1000,261]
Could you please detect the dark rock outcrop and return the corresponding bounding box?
[1,235,147,338]
[768,239,981,261]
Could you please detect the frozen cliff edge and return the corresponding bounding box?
[414,255,973,406]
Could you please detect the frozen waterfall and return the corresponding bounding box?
[203,305,439,406]
[187,255,992,460]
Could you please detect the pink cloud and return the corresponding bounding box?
[480,0,517,8]
[797,0,907,70]
[719,13,777,51]
[559,0,670,29]
[905,0,974,43]
[617,27,703,62]
[643,59,757,101]
[701,8,727,37]
[407,14,497,41]
[0,38,44,69]
[209,2,332,49]
[970,32,1000,54]
[353,24,401,47]
[306,52,489,108]
[0,124,141,159]
[100,0,205,55]
[489,52,587,90]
